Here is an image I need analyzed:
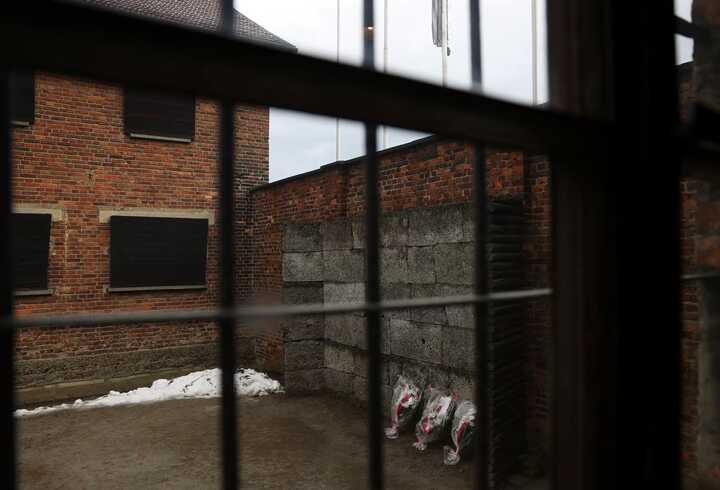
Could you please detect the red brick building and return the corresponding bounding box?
[11,0,292,398]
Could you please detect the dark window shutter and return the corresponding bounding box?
[9,70,35,125]
[110,216,208,289]
[124,88,195,140]
[13,213,51,290]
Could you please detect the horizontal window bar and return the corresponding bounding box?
[681,272,720,281]
[128,133,192,143]
[105,285,207,293]
[3,289,552,330]
[1,2,610,162]
[13,289,53,297]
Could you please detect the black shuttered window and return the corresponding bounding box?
[9,70,34,126]
[110,216,208,289]
[124,88,195,141]
[13,213,51,291]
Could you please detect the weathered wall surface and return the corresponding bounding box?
[13,72,268,389]
[283,204,479,400]
[281,200,529,485]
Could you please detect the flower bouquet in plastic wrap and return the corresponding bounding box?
[443,400,476,465]
[384,375,423,439]
[412,387,457,451]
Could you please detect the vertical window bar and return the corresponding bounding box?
[0,70,16,490]
[469,2,489,489]
[362,1,383,488]
[219,1,239,489]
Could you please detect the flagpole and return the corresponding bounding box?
[441,0,448,87]
[335,0,341,161]
[382,0,389,149]
[531,0,538,105]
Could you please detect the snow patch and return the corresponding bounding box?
[15,368,283,417]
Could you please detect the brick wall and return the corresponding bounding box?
[13,72,268,388]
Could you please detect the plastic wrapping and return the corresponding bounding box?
[384,376,423,439]
[412,388,457,451]
[443,400,476,465]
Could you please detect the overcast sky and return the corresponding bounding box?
[238,0,695,182]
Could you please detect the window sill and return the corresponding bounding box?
[106,285,207,293]
[128,133,192,143]
[11,120,31,127]
[14,289,53,297]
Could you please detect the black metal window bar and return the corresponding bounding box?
[0,0,712,488]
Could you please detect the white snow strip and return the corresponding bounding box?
[15,368,283,417]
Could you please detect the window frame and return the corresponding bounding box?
[108,214,210,292]
[9,69,34,127]
[11,211,51,295]
[0,1,694,489]
[123,87,196,143]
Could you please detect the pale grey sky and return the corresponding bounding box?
[238,0,694,182]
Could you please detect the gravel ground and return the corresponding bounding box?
[17,394,546,489]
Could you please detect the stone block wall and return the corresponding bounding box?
[282,203,479,396]
[280,200,530,486]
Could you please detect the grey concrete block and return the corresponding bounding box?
[285,340,323,371]
[351,221,366,250]
[285,369,325,394]
[381,283,410,300]
[353,375,368,402]
[410,285,447,325]
[322,220,353,250]
[323,250,365,282]
[382,384,393,417]
[283,223,322,252]
[401,362,430,388]
[325,343,354,373]
[382,360,402,386]
[325,314,354,346]
[449,372,475,400]
[380,214,408,247]
[353,351,367,378]
[407,246,436,284]
[325,314,367,349]
[442,326,475,371]
[434,243,474,285]
[283,316,324,342]
[441,285,475,328]
[324,369,354,395]
[324,282,365,304]
[408,205,464,246]
[426,365,451,389]
[388,319,442,364]
[446,304,475,329]
[380,319,392,354]
[283,252,323,282]
[462,204,475,242]
[380,247,407,284]
[282,284,323,305]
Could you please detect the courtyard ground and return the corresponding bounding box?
[18,393,546,489]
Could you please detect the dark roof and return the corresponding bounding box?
[69,0,294,50]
